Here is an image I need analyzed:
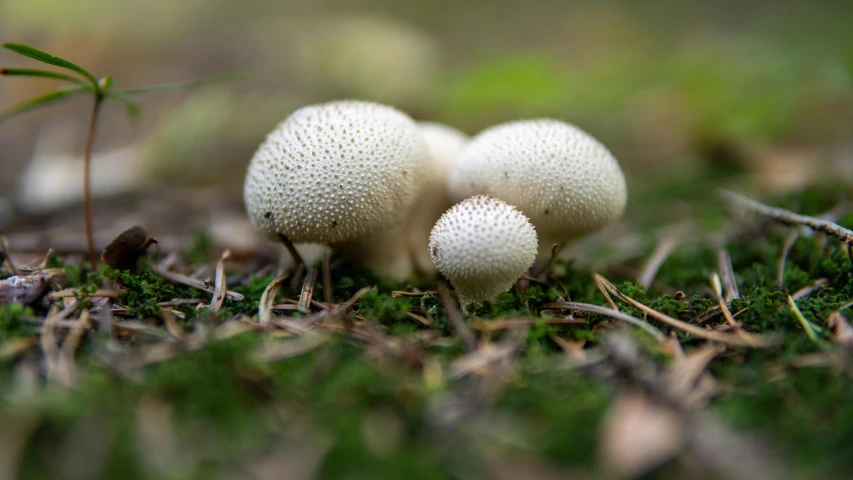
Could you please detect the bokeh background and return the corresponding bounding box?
[1,0,853,242]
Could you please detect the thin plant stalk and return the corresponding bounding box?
[83,94,104,270]
[1,42,244,271]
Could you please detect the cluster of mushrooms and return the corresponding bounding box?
[243,100,627,312]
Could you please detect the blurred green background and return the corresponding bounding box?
[1,0,852,212]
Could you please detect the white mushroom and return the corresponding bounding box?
[405,121,469,273]
[448,119,627,258]
[243,100,427,279]
[429,195,538,311]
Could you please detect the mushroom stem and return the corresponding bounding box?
[334,220,413,281]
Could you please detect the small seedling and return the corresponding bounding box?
[0,42,244,269]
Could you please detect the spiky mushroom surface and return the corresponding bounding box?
[243,100,427,278]
[429,195,538,311]
[448,119,626,257]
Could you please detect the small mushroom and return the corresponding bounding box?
[448,119,627,258]
[429,195,537,312]
[243,100,427,279]
[405,121,469,273]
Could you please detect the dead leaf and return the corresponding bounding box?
[101,225,157,271]
[599,389,685,478]
[666,343,724,409]
[255,331,332,362]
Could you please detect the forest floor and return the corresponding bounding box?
[1,171,853,480]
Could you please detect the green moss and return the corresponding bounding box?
[7,184,853,479]
[0,302,38,337]
[103,267,198,319]
[356,287,413,325]
[185,230,215,266]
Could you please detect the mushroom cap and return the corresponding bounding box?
[417,121,469,185]
[429,195,538,306]
[448,119,627,243]
[243,100,427,244]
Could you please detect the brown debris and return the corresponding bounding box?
[100,225,158,271]
[151,264,244,301]
[666,343,724,409]
[827,311,853,348]
[530,243,561,278]
[258,273,290,328]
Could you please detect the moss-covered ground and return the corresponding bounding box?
[1,175,852,480]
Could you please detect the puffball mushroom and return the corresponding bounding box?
[243,100,427,279]
[405,121,469,273]
[448,119,627,259]
[429,195,538,311]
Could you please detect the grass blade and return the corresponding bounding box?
[0,85,88,123]
[116,72,246,96]
[2,43,99,87]
[105,91,142,122]
[0,68,85,84]
[787,295,830,350]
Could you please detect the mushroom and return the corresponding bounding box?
[405,121,469,273]
[243,100,427,279]
[448,119,627,259]
[429,195,538,312]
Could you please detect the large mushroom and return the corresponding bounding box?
[448,119,627,259]
[429,195,538,312]
[243,100,427,279]
[405,121,469,273]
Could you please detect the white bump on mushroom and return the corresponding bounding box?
[429,195,538,311]
[405,121,469,273]
[448,119,627,257]
[243,100,427,278]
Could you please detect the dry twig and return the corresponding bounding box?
[719,189,853,262]
[209,250,231,311]
[639,237,679,289]
[297,269,317,314]
[595,274,779,348]
[541,301,666,341]
[438,282,477,351]
[776,231,799,287]
[716,249,739,301]
[151,264,244,301]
